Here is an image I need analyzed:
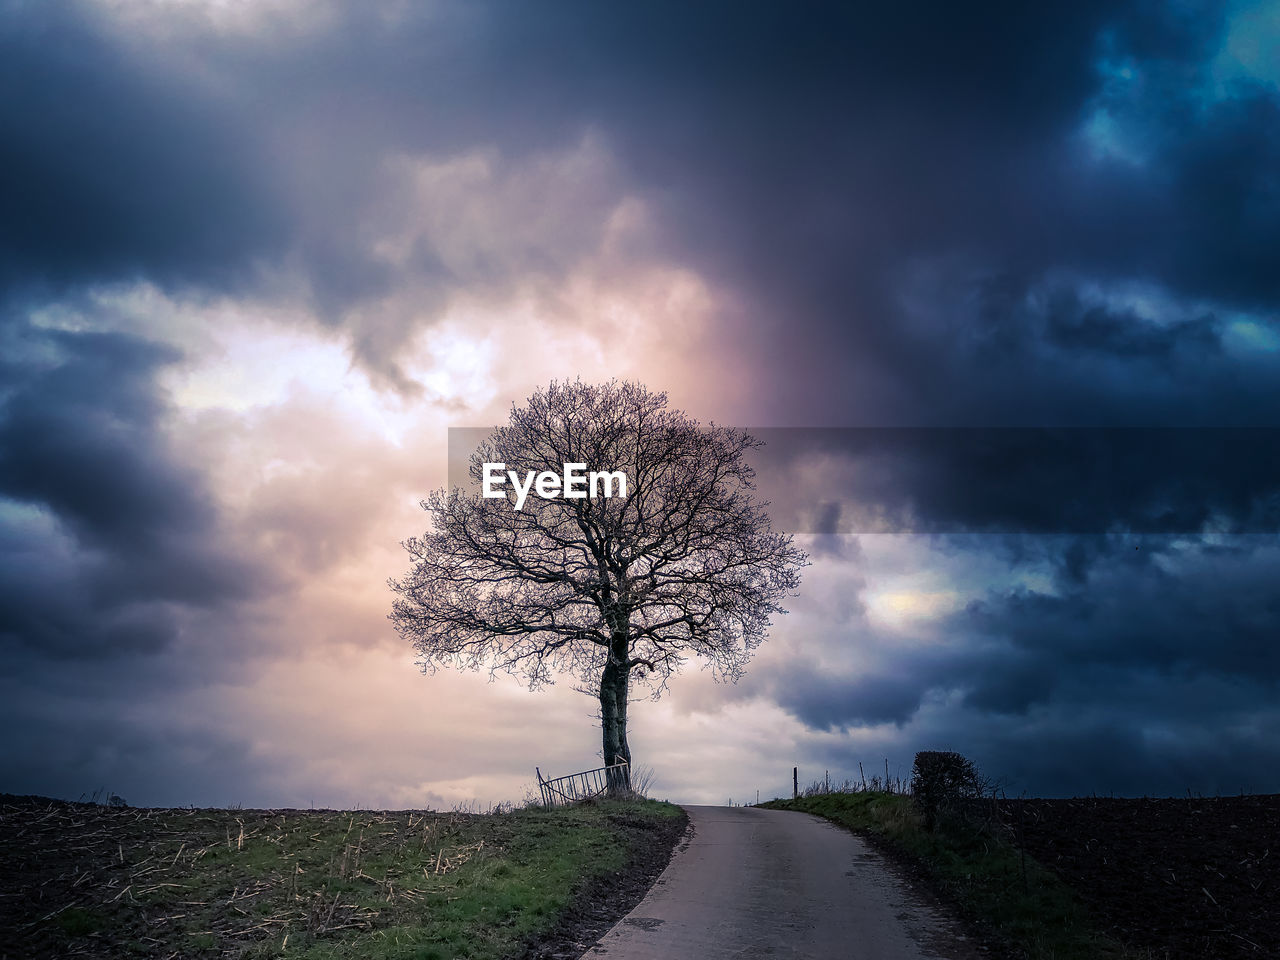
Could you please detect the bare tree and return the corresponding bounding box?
[389,380,807,785]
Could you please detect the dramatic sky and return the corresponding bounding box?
[3,0,1279,808]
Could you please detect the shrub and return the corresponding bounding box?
[911,750,981,831]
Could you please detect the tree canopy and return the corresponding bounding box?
[389,380,807,775]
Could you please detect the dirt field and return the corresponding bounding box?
[0,793,685,960]
[998,795,1279,959]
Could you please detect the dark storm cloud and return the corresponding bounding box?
[0,2,609,312]
[959,539,1280,685]
[445,1,1270,421]
[762,535,1280,793]
[480,0,1279,423]
[0,3,289,298]
[768,662,931,730]
[4,1,1275,413]
[0,666,278,806]
[2,0,1278,803]
[0,322,261,660]
[1041,294,1221,360]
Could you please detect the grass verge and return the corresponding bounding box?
[1,794,684,960]
[760,792,1128,960]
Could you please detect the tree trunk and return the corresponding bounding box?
[599,631,632,795]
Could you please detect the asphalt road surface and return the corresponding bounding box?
[583,804,978,960]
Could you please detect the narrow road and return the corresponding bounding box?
[583,804,978,960]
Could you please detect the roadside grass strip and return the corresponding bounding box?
[762,792,1131,960]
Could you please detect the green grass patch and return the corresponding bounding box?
[54,906,104,937]
[761,792,1127,960]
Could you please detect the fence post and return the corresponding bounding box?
[793,766,798,799]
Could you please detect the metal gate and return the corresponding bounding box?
[536,761,631,806]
